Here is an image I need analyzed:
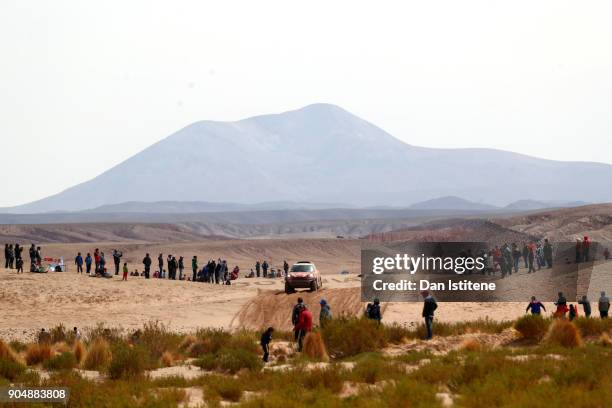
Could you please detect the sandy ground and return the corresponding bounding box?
[1,237,609,341]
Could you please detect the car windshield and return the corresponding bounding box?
[291,264,314,272]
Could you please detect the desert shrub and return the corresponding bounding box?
[25,343,52,366]
[597,332,611,347]
[160,351,174,367]
[380,377,442,408]
[194,328,232,354]
[194,348,262,374]
[8,340,27,353]
[82,338,112,370]
[50,323,68,344]
[178,335,197,352]
[85,324,123,345]
[350,354,405,385]
[205,375,243,402]
[300,367,345,393]
[52,341,71,354]
[321,317,387,358]
[0,357,26,381]
[459,337,483,352]
[544,320,582,348]
[573,317,612,337]
[139,321,182,359]
[514,315,549,341]
[0,339,20,364]
[384,323,413,343]
[216,348,262,373]
[108,344,148,379]
[302,332,329,362]
[74,341,85,364]
[43,352,77,371]
[227,330,259,354]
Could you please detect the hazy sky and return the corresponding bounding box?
[1,1,611,207]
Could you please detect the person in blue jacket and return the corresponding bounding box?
[526,296,546,315]
[85,253,93,274]
[74,252,84,273]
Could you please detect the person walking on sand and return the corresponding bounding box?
[122,262,129,281]
[75,252,84,273]
[85,253,93,274]
[295,305,313,352]
[422,290,438,340]
[16,257,23,274]
[142,253,152,279]
[283,260,289,277]
[260,327,274,363]
[526,296,546,315]
[599,291,610,318]
[191,256,198,282]
[578,295,591,318]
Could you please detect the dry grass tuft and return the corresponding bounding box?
[597,332,612,347]
[25,343,52,366]
[160,351,174,367]
[74,341,85,364]
[514,315,549,342]
[53,342,71,354]
[0,339,21,364]
[544,320,582,348]
[179,335,197,352]
[302,332,329,362]
[82,339,112,370]
[459,337,483,352]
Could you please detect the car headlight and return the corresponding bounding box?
[288,273,295,278]
[308,273,314,278]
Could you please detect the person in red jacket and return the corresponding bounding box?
[294,305,313,352]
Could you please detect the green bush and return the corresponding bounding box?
[205,375,243,402]
[43,352,77,371]
[194,348,262,374]
[573,317,612,337]
[108,344,148,379]
[0,357,26,381]
[514,315,549,341]
[321,317,387,358]
[139,321,182,359]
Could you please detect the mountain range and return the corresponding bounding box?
[5,103,612,213]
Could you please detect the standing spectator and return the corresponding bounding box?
[543,239,553,268]
[178,256,185,280]
[4,244,10,268]
[262,260,269,278]
[14,244,22,264]
[511,243,521,273]
[422,290,438,340]
[158,254,164,278]
[283,260,289,277]
[295,305,313,352]
[569,304,578,321]
[191,256,198,282]
[260,327,273,363]
[527,242,536,273]
[521,243,529,269]
[94,248,101,272]
[16,257,23,274]
[582,236,590,262]
[578,295,591,318]
[255,261,261,278]
[142,253,152,279]
[85,253,93,274]
[112,249,123,275]
[122,262,129,281]
[599,291,610,318]
[319,299,332,327]
[75,252,84,273]
[7,244,14,269]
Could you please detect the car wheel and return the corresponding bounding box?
[285,283,293,294]
[310,281,317,292]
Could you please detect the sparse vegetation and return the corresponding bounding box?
[544,319,583,348]
[25,343,52,365]
[82,338,112,370]
[514,314,550,341]
[1,317,610,406]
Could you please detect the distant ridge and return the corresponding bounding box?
[408,196,499,211]
[5,103,612,213]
